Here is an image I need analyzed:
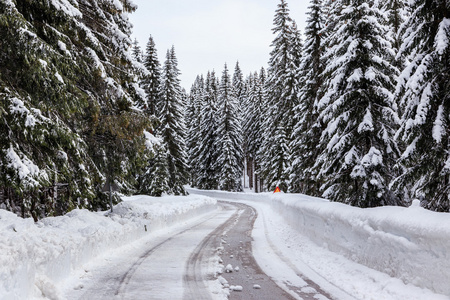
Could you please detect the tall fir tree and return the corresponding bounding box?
[191,71,220,189]
[142,35,162,116]
[315,0,401,207]
[139,143,170,197]
[289,0,325,194]
[259,0,301,192]
[232,62,247,185]
[244,68,267,192]
[393,0,450,211]
[216,64,244,191]
[0,0,155,219]
[186,75,204,186]
[131,38,143,63]
[158,46,189,195]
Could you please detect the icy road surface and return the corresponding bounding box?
[63,201,335,300]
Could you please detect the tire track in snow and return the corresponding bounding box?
[183,203,241,299]
[114,205,236,298]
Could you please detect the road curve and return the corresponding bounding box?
[65,200,334,300]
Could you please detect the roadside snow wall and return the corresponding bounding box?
[0,195,216,299]
[188,188,450,297]
[269,193,450,297]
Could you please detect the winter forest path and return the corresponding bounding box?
[63,201,334,299]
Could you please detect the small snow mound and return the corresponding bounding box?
[230,285,243,291]
[225,264,233,273]
[218,276,228,285]
[410,199,421,207]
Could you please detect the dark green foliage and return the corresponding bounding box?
[157,47,189,195]
[189,72,220,190]
[0,0,155,219]
[216,64,243,192]
[141,35,161,115]
[394,0,450,211]
[259,0,302,192]
[139,144,170,197]
[315,0,400,207]
[289,0,325,195]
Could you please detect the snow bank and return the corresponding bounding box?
[269,193,450,297]
[187,188,450,297]
[0,194,216,299]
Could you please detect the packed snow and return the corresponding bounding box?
[189,188,450,300]
[0,195,216,299]
[2,188,450,299]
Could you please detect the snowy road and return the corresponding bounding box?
[64,203,234,299]
[63,200,336,300]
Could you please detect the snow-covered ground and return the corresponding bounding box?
[2,189,450,300]
[188,188,450,300]
[0,194,216,299]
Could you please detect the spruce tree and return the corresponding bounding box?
[0,0,154,218]
[191,72,220,190]
[186,75,204,186]
[142,35,162,116]
[246,68,267,192]
[139,143,170,197]
[259,0,301,192]
[132,38,144,63]
[158,47,189,195]
[232,62,247,185]
[393,0,450,211]
[216,64,243,191]
[315,0,400,207]
[289,0,325,194]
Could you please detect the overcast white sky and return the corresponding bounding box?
[128,0,308,90]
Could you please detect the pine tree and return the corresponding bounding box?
[0,0,154,218]
[142,35,162,116]
[315,0,400,207]
[393,0,450,211]
[158,46,189,195]
[191,71,220,190]
[186,75,204,186]
[132,38,144,63]
[381,0,408,56]
[232,61,245,121]
[216,64,243,191]
[139,143,170,197]
[259,0,301,192]
[232,62,247,186]
[245,68,267,192]
[289,0,325,194]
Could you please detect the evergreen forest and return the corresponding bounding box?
[1,0,449,220]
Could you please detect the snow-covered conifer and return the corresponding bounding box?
[191,71,220,189]
[142,35,162,115]
[139,144,170,197]
[0,0,155,218]
[393,0,450,211]
[158,47,189,195]
[289,0,325,194]
[259,0,301,192]
[315,0,400,207]
[132,38,143,63]
[186,76,204,185]
[215,64,243,191]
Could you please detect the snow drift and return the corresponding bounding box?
[270,194,450,297]
[0,195,216,299]
[189,188,450,297]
